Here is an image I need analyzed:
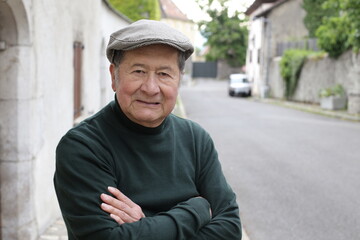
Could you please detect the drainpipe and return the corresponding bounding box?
[261,17,271,98]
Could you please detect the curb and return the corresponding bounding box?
[173,94,187,118]
[255,98,360,122]
[242,228,250,240]
[38,218,68,240]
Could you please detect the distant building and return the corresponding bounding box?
[245,0,308,97]
[159,0,197,79]
[159,0,196,48]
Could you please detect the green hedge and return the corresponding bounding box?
[316,16,351,58]
[314,0,360,58]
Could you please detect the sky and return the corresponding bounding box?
[171,0,255,48]
[171,0,255,22]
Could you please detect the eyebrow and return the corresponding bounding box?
[131,63,176,72]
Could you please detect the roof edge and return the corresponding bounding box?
[254,0,290,18]
[102,0,133,23]
[245,0,278,16]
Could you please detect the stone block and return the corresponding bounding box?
[0,161,37,239]
[320,96,347,110]
[348,93,360,114]
[0,99,18,161]
[0,98,44,162]
[0,47,19,100]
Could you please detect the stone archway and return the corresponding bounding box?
[0,1,36,239]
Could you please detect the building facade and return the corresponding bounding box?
[245,0,308,97]
[159,0,197,82]
[0,1,130,239]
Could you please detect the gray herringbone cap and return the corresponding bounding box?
[106,19,194,62]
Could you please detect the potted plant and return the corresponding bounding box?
[319,84,347,110]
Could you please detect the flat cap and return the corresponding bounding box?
[106,19,194,62]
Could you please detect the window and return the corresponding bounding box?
[73,42,84,120]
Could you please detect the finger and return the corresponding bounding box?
[100,193,133,213]
[110,213,125,225]
[107,186,138,208]
[101,203,137,223]
[100,193,145,221]
[105,187,146,220]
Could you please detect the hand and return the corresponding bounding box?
[100,186,145,224]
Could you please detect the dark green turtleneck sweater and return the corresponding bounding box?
[54,98,241,240]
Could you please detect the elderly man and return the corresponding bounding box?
[54,19,241,239]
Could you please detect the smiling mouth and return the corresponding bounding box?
[137,100,160,105]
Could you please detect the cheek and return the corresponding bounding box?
[116,75,139,95]
[163,85,179,101]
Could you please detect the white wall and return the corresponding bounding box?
[0,0,130,239]
[33,0,131,235]
[246,18,263,96]
[100,1,132,106]
[32,0,103,234]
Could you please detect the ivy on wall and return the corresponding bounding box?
[280,49,315,99]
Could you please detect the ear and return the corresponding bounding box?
[109,64,116,92]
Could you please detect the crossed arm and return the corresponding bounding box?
[100,186,212,225]
[55,131,241,239]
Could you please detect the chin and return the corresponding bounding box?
[134,114,163,126]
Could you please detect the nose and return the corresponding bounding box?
[140,73,160,95]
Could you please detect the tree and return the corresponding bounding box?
[314,0,360,57]
[316,16,351,58]
[302,0,337,37]
[197,0,248,67]
[108,0,161,21]
[336,0,360,52]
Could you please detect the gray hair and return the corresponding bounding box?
[111,49,187,73]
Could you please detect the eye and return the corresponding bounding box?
[133,70,145,74]
[159,72,170,77]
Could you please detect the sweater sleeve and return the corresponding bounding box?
[191,130,242,240]
[54,132,211,240]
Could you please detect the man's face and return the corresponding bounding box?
[110,44,181,128]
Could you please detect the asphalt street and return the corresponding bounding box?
[180,79,360,240]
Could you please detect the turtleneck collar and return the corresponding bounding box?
[109,95,168,135]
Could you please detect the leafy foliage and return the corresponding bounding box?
[280,49,314,99]
[302,0,337,38]
[316,16,351,58]
[108,0,161,21]
[339,0,360,52]
[319,84,346,97]
[313,0,360,57]
[197,0,248,67]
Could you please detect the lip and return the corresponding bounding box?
[136,99,161,106]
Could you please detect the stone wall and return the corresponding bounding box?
[267,50,360,113]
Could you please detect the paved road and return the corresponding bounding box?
[180,79,360,240]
